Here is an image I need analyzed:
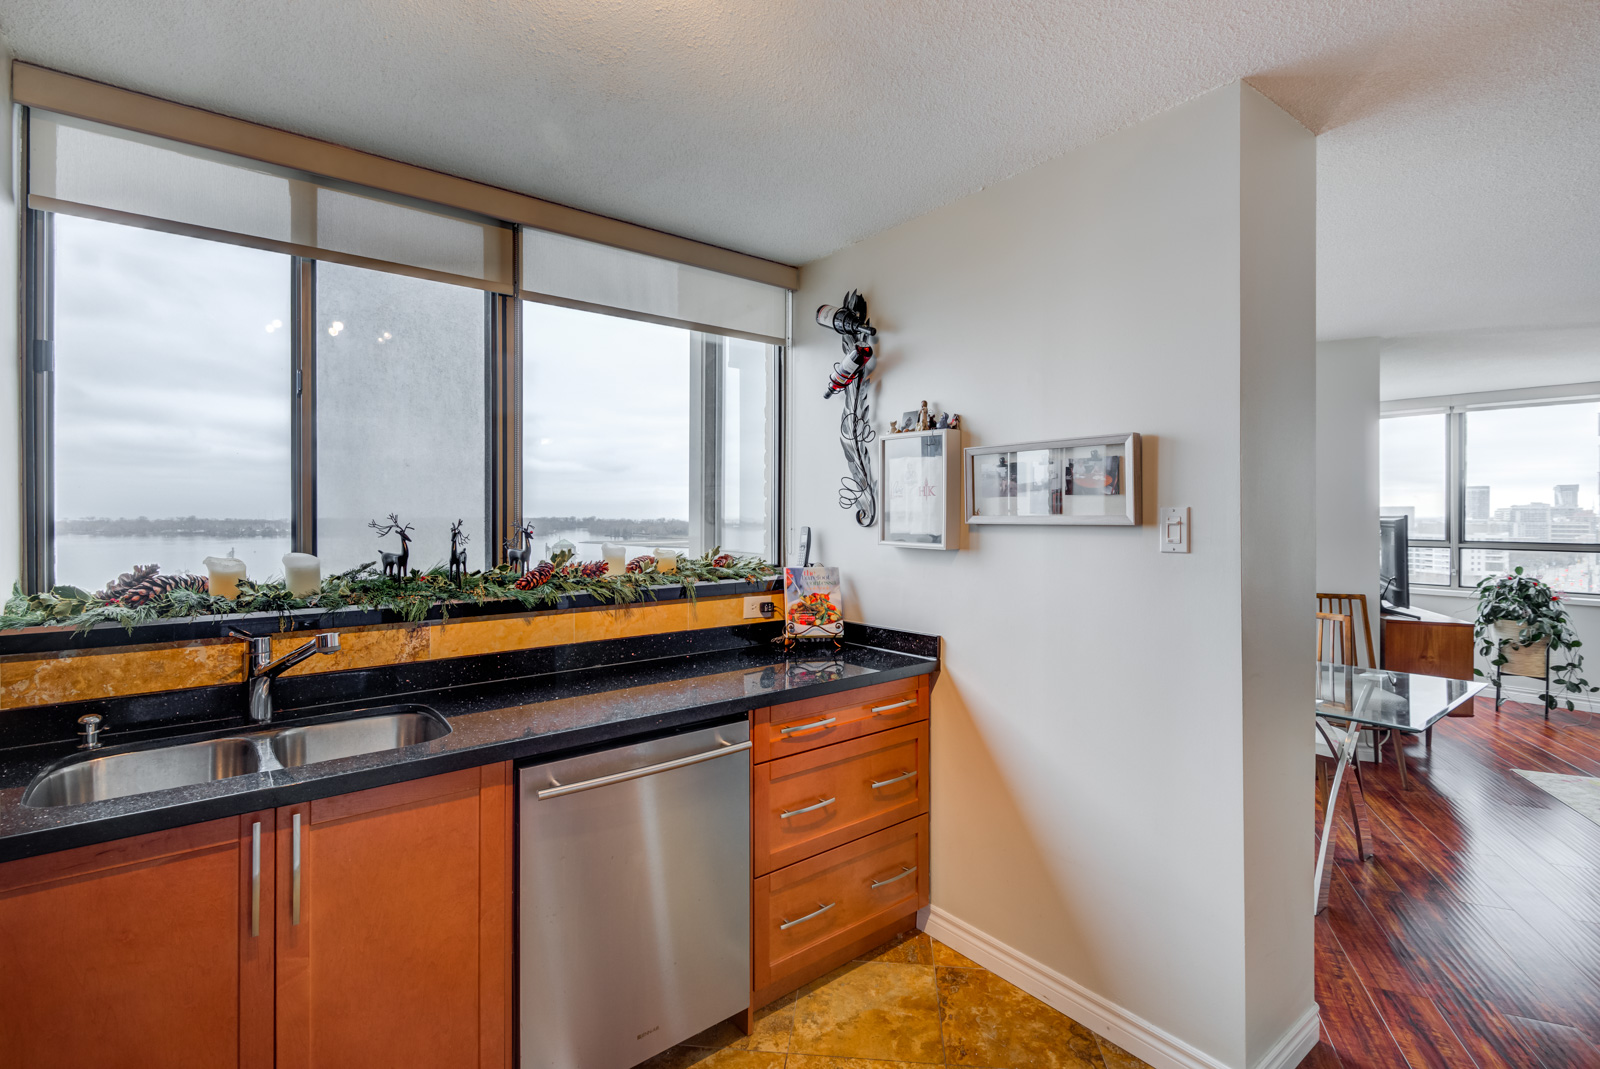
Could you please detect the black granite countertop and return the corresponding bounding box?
[0,622,937,862]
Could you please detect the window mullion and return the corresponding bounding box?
[291,257,318,555]
[21,206,54,594]
[484,291,520,567]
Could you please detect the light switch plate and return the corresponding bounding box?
[744,595,778,620]
[1160,507,1190,554]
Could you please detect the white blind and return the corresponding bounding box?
[29,112,513,292]
[522,228,788,342]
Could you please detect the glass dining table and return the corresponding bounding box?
[1313,663,1485,914]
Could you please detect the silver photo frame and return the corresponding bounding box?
[879,428,962,550]
[964,432,1142,526]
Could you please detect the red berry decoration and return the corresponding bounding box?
[712,554,733,568]
[578,560,609,579]
[626,555,655,573]
[515,561,555,589]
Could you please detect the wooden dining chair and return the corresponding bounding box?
[1313,608,1373,868]
[1317,592,1412,788]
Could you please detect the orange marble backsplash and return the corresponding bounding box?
[0,595,754,711]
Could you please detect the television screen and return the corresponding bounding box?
[1379,515,1410,610]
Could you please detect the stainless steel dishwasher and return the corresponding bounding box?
[519,720,751,1069]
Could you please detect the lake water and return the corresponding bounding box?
[52,529,692,593]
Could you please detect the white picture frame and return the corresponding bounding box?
[964,432,1143,526]
[879,428,962,551]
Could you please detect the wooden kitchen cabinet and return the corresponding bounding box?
[0,812,276,1069]
[0,762,513,1069]
[749,676,931,1011]
[276,763,513,1069]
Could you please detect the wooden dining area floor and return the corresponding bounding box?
[1302,694,1600,1069]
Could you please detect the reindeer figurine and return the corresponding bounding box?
[448,520,471,584]
[503,523,536,574]
[367,514,415,578]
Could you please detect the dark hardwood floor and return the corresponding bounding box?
[1302,695,1600,1069]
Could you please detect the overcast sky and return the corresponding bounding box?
[1381,403,1600,521]
[54,215,695,527]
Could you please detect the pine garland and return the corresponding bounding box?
[0,551,778,636]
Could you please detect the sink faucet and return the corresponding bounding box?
[227,629,341,723]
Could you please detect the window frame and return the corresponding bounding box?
[18,105,788,591]
[1382,387,1600,596]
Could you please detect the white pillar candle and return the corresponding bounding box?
[601,543,627,576]
[282,553,321,597]
[203,554,247,600]
[655,549,679,574]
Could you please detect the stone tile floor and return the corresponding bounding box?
[635,931,1155,1069]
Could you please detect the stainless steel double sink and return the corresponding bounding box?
[21,706,451,808]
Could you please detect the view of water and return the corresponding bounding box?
[52,529,697,593]
[55,534,294,592]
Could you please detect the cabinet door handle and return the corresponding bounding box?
[779,796,836,819]
[779,716,836,735]
[250,821,261,938]
[871,699,918,715]
[291,812,302,926]
[779,901,836,930]
[870,865,918,889]
[870,770,918,789]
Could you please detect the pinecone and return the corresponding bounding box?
[578,560,609,579]
[712,554,733,568]
[96,563,161,602]
[119,573,209,606]
[515,561,555,590]
[626,555,655,573]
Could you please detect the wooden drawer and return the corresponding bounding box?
[753,815,930,994]
[754,677,927,763]
[754,721,929,876]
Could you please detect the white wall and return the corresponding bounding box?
[791,83,1315,1069]
[0,47,18,594]
[1316,338,1381,657]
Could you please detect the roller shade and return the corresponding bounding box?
[28,111,513,292]
[522,228,788,343]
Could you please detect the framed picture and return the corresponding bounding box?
[964,432,1142,526]
[880,428,962,550]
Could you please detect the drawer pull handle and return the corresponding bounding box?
[780,796,837,819]
[871,699,918,715]
[779,902,837,930]
[780,716,837,735]
[870,865,918,889]
[870,770,918,790]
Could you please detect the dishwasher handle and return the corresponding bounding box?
[535,740,752,800]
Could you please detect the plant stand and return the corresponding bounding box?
[1492,620,1552,718]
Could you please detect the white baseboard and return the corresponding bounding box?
[922,906,1319,1069]
[1493,677,1600,714]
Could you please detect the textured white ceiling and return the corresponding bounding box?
[2,1,1596,340]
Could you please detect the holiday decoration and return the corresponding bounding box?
[448,520,470,584]
[515,561,556,590]
[368,514,415,577]
[504,523,536,574]
[2,550,778,635]
[97,564,209,606]
[626,555,655,573]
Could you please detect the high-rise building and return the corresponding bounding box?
[1555,484,1579,508]
[1466,485,1491,520]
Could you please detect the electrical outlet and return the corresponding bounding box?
[744,596,777,620]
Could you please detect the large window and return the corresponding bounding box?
[52,215,292,588]
[1380,399,1600,595]
[521,303,777,562]
[316,264,487,573]
[22,111,787,593]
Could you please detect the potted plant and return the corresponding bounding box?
[1473,567,1597,712]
